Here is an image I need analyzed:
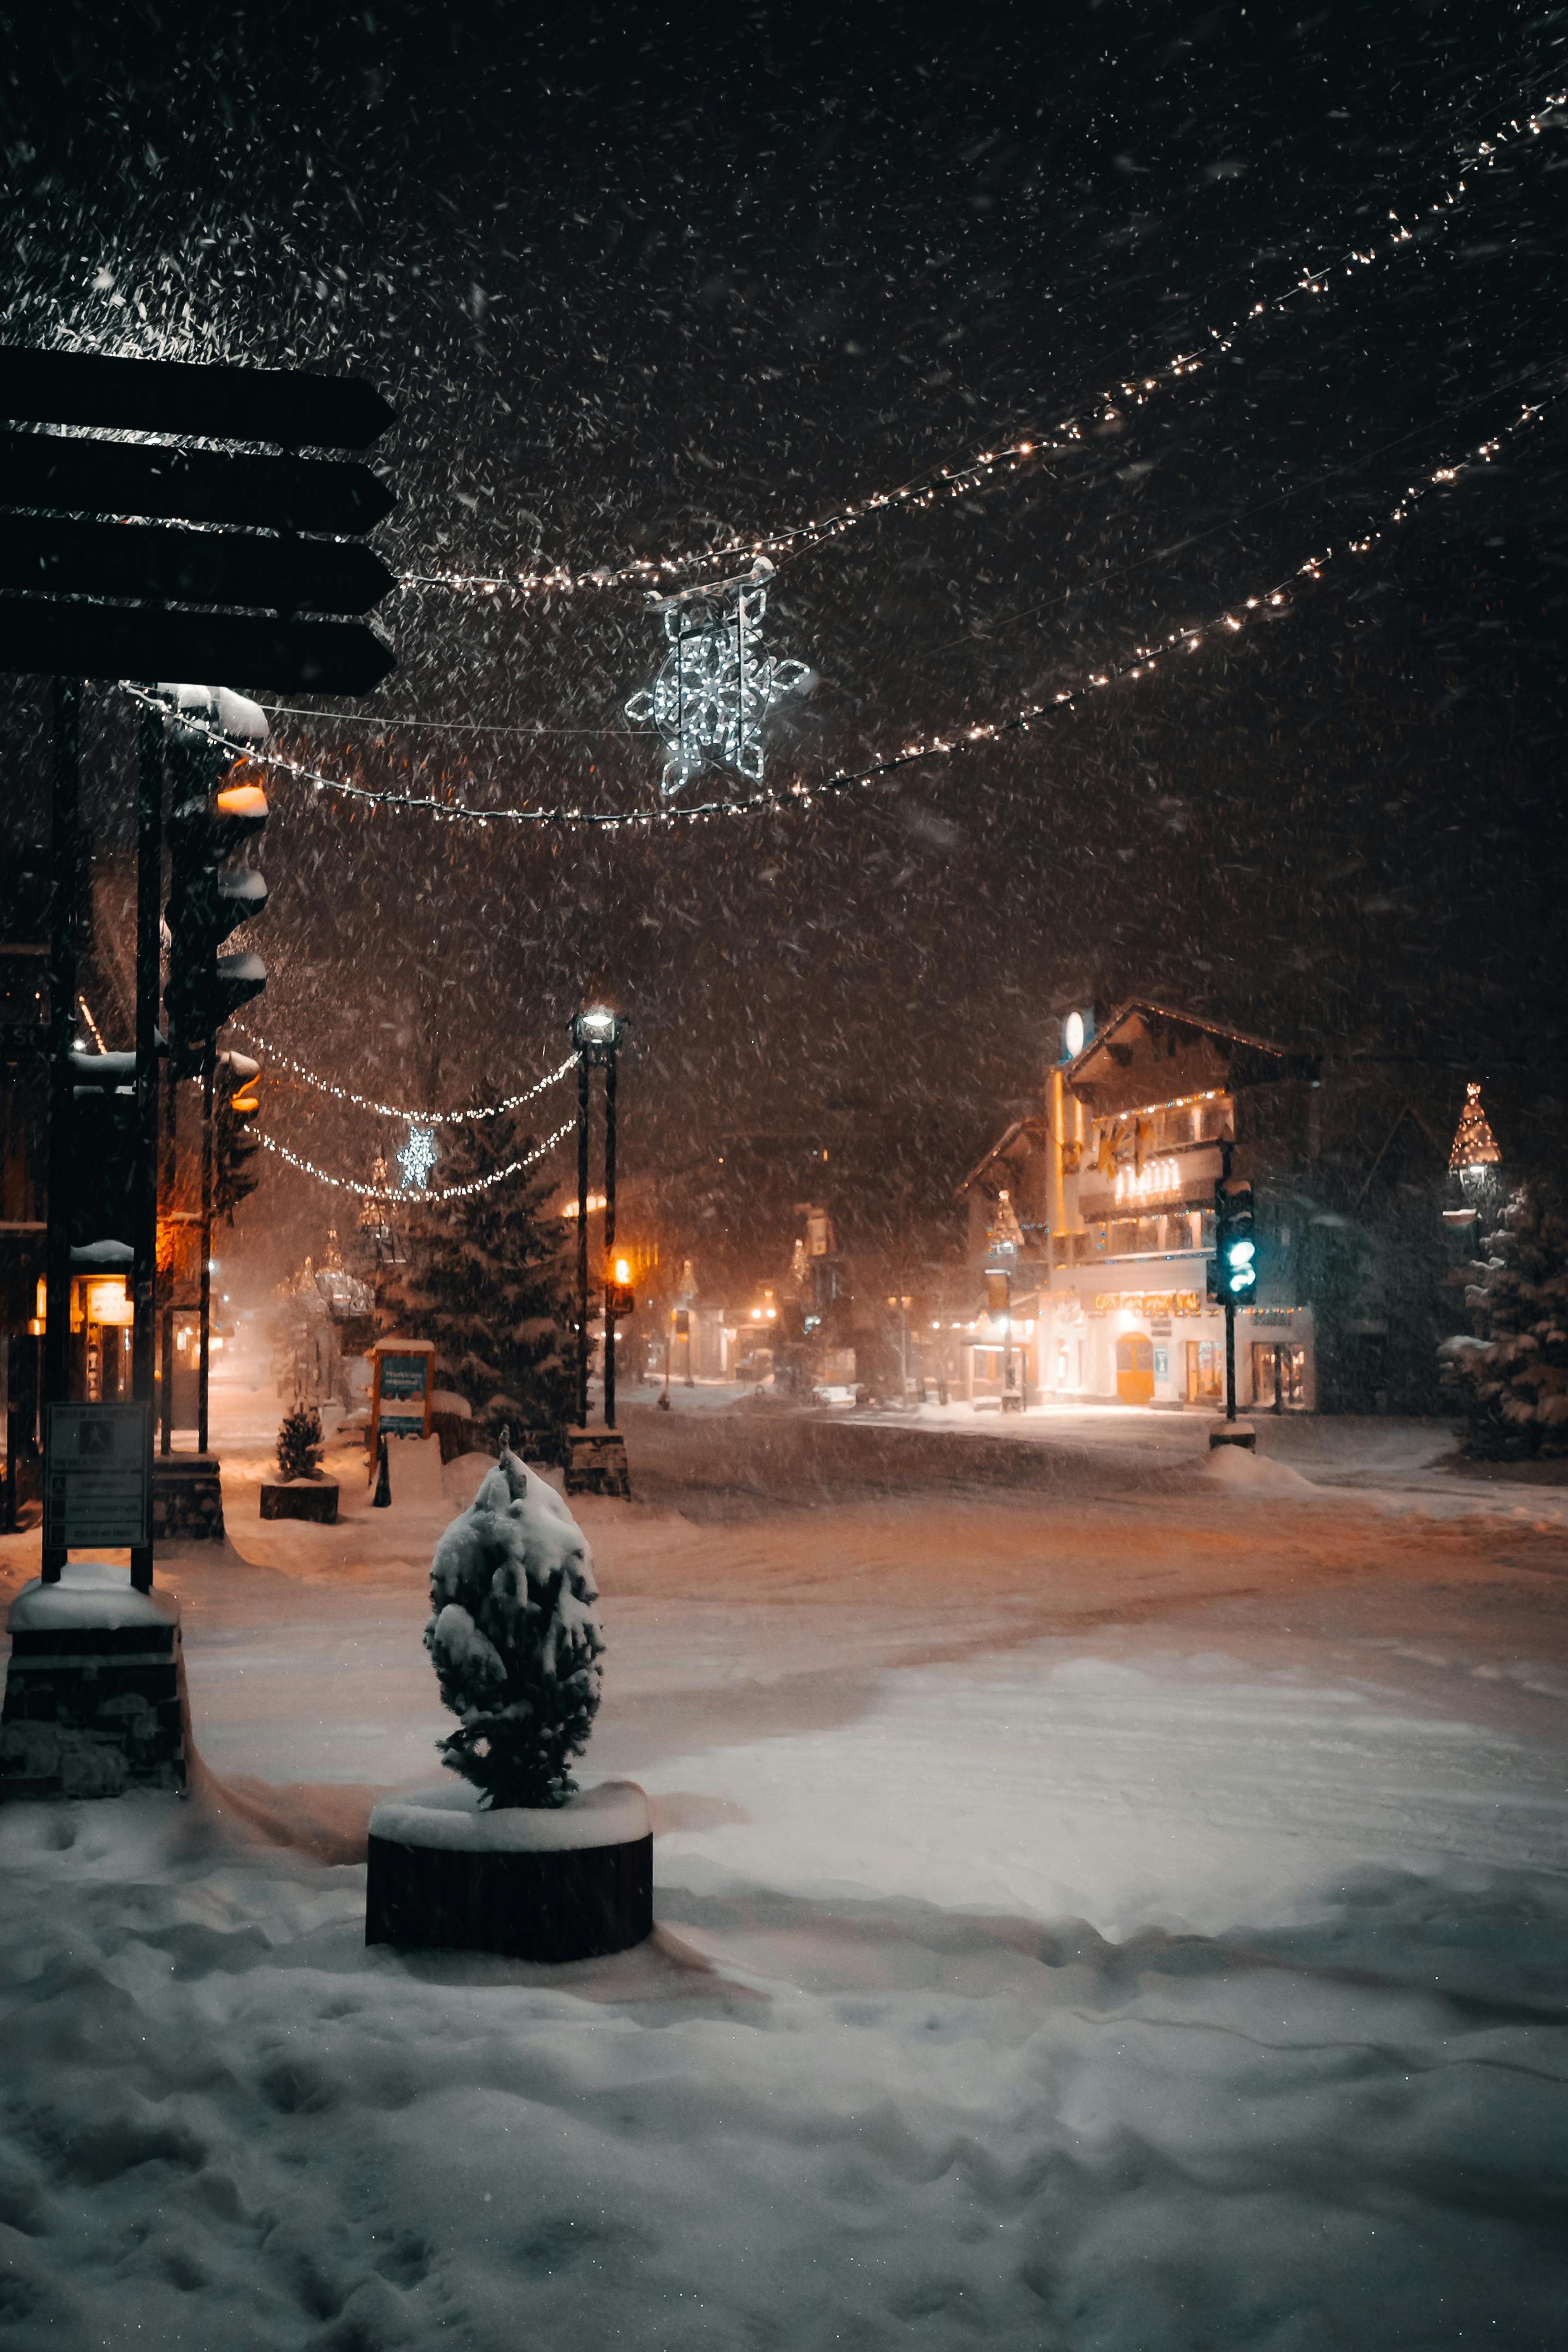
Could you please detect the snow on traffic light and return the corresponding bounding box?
[162,688,269,1066]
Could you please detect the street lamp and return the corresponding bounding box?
[568,1007,630,1493]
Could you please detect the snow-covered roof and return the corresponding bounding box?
[1063,999,1318,1112]
[956,1115,1047,1199]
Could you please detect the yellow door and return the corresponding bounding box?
[1116,1333,1154,1405]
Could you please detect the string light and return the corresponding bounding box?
[229,1025,573,1123]
[403,83,1563,599]
[258,1118,574,1203]
[77,996,107,1052]
[117,384,1556,835]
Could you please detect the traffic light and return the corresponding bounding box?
[65,1049,138,1253]
[163,691,269,1064]
[1214,1176,1258,1305]
[214,1051,262,1221]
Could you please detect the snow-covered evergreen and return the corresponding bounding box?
[275,1401,324,1482]
[1440,1186,1568,1457]
[379,1101,574,1452]
[424,1438,604,1808]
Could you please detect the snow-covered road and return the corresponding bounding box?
[1,1400,1565,2349]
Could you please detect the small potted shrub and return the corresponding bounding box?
[260,1401,339,1523]
[366,1436,651,1960]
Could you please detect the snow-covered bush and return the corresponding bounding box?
[276,1401,324,1481]
[1439,1186,1568,1459]
[424,1438,604,1808]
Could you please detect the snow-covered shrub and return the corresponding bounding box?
[276,1401,324,1481]
[424,1438,604,1808]
[1439,1186,1568,1459]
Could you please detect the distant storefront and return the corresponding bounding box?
[959,1000,1321,1412]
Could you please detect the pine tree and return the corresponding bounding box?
[277,1400,324,1481]
[1448,1081,1501,1175]
[1439,1185,1568,1458]
[378,1100,575,1454]
[425,1440,604,1808]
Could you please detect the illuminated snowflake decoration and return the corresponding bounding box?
[625,558,809,800]
[397,1122,439,1194]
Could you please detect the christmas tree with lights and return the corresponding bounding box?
[1448,1081,1501,1175]
[379,1102,575,1455]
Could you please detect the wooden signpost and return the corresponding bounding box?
[0,342,399,1592]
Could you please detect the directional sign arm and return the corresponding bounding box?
[0,514,396,614]
[0,599,395,693]
[0,347,396,450]
[0,432,395,536]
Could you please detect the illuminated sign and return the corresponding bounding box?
[1112,1158,1181,1205]
[1093,1291,1202,1318]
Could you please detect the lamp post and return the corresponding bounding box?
[568,1007,631,1497]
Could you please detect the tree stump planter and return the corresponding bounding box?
[366,1780,652,1962]
[260,1477,340,1523]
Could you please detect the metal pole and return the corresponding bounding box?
[159,1061,176,1456]
[198,1043,215,1456]
[41,677,81,1583]
[3,1338,18,1535]
[130,703,163,1594]
[602,1048,617,1431]
[575,1052,590,1428]
[1225,1300,1237,1423]
[1220,1137,1236,1425]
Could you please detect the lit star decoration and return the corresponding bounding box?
[403,80,1563,600]
[398,1122,440,1194]
[624,559,808,800]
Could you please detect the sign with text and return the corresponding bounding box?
[43,1402,151,1549]
[370,1342,434,1446]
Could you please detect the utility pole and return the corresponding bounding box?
[1221,1140,1236,1427]
[159,1061,176,1459]
[39,678,79,1585]
[128,704,165,1594]
[575,1052,591,1429]
[197,1042,215,1457]
[566,1008,631,1495]
[602,1045,618,1433]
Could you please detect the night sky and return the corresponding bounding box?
[2,3,1565,1289]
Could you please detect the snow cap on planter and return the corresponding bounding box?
[424,1436,604,1808]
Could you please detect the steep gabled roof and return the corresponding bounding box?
[1064,999,1318,1108]
[955,1115,1047,1199]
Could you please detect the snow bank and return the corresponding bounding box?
[1200,1441,1320,1494]
[0,1784,1561,2352]
[8,1558,179,1635]
[369,1777,648,1852]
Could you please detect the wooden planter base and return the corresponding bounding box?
[366,1782,653,1962]
[260,1478,340,1523]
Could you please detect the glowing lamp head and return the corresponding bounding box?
[571,1006,623,1054]
[614,1256,631,1284]
[1062,1008,1089,1061]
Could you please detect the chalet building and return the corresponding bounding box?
[957,1000,1449,1415]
